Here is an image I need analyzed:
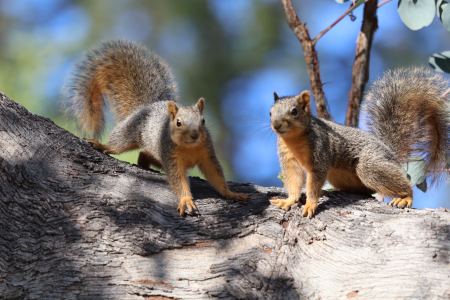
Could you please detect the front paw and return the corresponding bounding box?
[302,201,317,218]
[177,196,197,217]
[270,197,296,211]
[225,191,250,201]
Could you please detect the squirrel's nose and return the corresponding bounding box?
[273,121,282,131]
[190,130,199,140]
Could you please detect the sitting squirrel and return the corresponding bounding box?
[270,67,449,218]
[65,40,249,216]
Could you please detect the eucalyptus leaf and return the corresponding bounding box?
[398,0,436,30]
[429,51,450,73]
[436,0,450,31]
[403,159,428,192]
[416,180,428,192]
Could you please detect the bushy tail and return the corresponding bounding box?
[63,40,177,138]
[363,67,449,182]
[63,54,105,138]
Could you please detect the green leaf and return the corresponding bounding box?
[403,159,428,192]
[429,51,450,73]
[397,0,436,30]
[436,0,450,31]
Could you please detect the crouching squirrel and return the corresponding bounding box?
[65,40,249,216]
[270,67,449,218]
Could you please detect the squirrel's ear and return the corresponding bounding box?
[296,91,311,114]
[167,101,178,120]
[196,97,205,114]
[273,92,280,103]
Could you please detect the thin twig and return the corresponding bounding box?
[313,0,369,45]
[346,0,378,127]
[377,0,392,8]
[280,0,331,120]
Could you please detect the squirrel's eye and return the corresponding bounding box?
[201,118,205,125]
[270,111,272,117]
[290,107,298,116]
[176,119,182,127]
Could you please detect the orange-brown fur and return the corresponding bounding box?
[283,134,324,218]
[168,142,248,216]
[327,167,370,194]
[95,65,142,119]
[84,81,104,136]
[171,144,243,200]
[270,139,305,210]
[86,138,138,155]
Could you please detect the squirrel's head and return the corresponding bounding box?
[270,90,311,137]
[167,98,206,147]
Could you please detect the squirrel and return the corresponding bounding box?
[269,67,449,218]
[64,40,249,216]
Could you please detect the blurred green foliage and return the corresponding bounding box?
[0,0,448,207]
[0,0,290,178]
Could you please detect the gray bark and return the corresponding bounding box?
[0,92,449,300]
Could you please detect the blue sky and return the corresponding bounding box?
[1,0,448,208]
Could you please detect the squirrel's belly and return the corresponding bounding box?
[327,168,372,194]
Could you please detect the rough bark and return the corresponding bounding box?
[281,0,331,120]
[346,0,378,127]
[0,92,449,300]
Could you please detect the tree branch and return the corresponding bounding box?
[312,0,369,45]
[345,0,378,127]
[378,0,392,8]
[281,0,331,120]
[1,92,449,299]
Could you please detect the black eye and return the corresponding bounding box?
[176,119,182,127]
[270,111,272,117]
[201,118,205,125]
[290,107,298,116]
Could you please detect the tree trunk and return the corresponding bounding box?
[0,92,449,300]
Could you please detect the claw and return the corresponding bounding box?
[389,196,412,209]
[86,138,100,148]
[302,201,317,218]
[177,196,197,217]
[85,138,110,154]
[270,197,296,211]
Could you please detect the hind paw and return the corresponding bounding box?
[389,196,412,209]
